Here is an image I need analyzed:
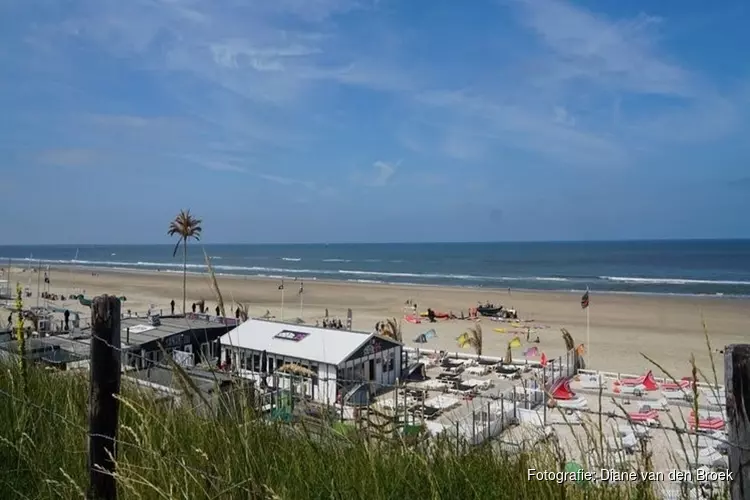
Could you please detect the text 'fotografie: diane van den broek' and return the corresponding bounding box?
[528,469,733,484]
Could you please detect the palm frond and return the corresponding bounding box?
[168,209,203,240]
[380,317,402,342]
[172,238,182,257]
[466,322,483,356]
[236,303,250,322]
[561,328,580,370]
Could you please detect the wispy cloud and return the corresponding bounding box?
[2,0,749,242]
[352,160,399,187]
[514,0,693,97]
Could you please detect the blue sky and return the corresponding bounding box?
[1,0,749,244]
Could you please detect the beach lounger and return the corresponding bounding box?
[682,447,728,468]
[636,399,669,413]
[466,365,490,376]
[578,374,605,389]
[689,416,725,431]
[617,423,650,438]
[555,396,588,410]
[605,433,638,453]
[689,408,726,430]
[627,409,660,426]
[614,370,659,391]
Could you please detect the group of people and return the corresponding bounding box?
[5,309,73,331]
[319,318,344,329]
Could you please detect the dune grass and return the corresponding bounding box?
[0,361,673,500]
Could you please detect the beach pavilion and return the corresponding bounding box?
[220,319,403,405]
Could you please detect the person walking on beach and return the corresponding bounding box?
[191,303,196,313]
[215,305,220,317]
[64,310,70,331]
[170,299,175,315]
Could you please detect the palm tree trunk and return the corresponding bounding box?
[182,238,187,314]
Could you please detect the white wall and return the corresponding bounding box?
[343,345,401,388]
[319,364,337,405]
[226,346,337,405]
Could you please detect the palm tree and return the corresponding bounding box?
[168,209,203,314]
[380,318,403,342]
[458,322,483,357]
[561,328,583,371]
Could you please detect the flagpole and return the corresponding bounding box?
[299,282,304,319]
[280,280,285,321]
[586,287,590,364]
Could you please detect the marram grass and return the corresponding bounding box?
[0,364,671,500]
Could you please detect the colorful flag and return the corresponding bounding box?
[508,336,521,348]
[540,352,548,367]
[524,346,538,357]
[576,344,586,355]
[580,290,589,309]
[457,332,469,347]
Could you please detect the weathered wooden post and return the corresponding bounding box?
[726,344,750,500]
[88,295,122,500]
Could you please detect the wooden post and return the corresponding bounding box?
[88,295,122,500]
[726,345,750,499]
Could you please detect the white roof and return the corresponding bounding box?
[220,319,380,366]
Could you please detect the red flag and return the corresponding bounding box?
[540,352,548,367]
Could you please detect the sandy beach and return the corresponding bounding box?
[4,265,748,380]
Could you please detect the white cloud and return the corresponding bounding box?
[372,160,397,186]
[5,0,747,189]
[514,0,692,97]
[352,160,399,187]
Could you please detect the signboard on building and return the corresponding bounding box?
[350,336,398,360]
[274,330,309,342]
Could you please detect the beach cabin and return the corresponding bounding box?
[220,319,403,406]
[121,313,236,369]
[0,335,91,370]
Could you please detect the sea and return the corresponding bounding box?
[1,240,749,297]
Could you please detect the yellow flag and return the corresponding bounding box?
[457,332,469,347]
[508,336,521,348]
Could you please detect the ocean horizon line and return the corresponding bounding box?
[28,263,750,300]
[1,237,749,247]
